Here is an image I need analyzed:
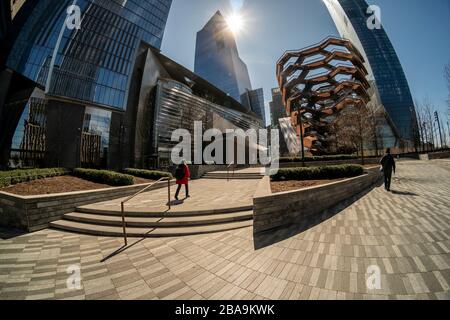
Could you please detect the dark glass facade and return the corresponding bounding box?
[0,1,11,41]
[195,11,252,103]
[81,107,111,167]
[1,0,172,168]
[269,88,286,129]
[241,88,266,125]
[9,95,47,167]
[6,0,172,110]
[325,0,417,143]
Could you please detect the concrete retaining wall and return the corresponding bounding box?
[253,168,382,235]
[0,180,171,232]
[428,151,450,160]
[279,158,380,168]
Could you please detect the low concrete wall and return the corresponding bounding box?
[279,158,380,168]
[428,151,450,160]
[253,168,382,235]
[0,180,172,232]
[419,151,450,161]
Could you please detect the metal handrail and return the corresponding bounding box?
[120,177,172,245]
[227,162,235,182]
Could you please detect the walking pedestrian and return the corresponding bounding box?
[380,148,396,192]
[175,160,190,200]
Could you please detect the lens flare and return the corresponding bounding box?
[226,13,244,34]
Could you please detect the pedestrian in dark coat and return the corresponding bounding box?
[175,160,190,200]
[380,148,396,192]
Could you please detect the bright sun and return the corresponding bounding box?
[226,13,244,34]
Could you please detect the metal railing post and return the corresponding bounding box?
[121,202,128,246]
[120,177,172,245]
[168,179,171,210]
[227,162,234,182]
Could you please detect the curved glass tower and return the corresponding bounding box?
[324,0,417,147]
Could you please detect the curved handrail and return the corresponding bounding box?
[227,162,235,182]
[120,177,172,245]
[122,177,170,205]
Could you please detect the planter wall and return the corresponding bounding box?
[279,158,380,168]
[0,180,172,232]
[428,151,450,160]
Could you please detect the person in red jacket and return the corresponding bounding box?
[175,160,190,200]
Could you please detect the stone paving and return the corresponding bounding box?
[82,177,259,213]
[0,160,449,300]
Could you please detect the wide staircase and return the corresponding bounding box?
[50,205,254,238]
[50,169,264,238]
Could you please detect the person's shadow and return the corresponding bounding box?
[391,190,418,196]
[167,199,184,206]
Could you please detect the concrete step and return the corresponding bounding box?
[62,211,253,228]
[203,173,264,176]
[202,173,264,180]
[203,176,263,180]
[204,172,263,176]
[50,219,253,238]
[76,205,254,217]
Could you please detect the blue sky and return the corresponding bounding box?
[161,0,450,123]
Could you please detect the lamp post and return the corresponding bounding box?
[423,122,429,152]
[297,109,306,167]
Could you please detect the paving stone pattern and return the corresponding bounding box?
[0,160,449,300]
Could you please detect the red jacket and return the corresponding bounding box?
[176,164,190,185]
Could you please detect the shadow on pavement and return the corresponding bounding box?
[100,227,157,263]
[101,217,166,262]
[391,190,419,196]
[253,180,383,250]
[0,227,27,240]
[167,199,184,206]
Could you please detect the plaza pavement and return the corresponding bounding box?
[0,160,449,300]
[81,175,260,213]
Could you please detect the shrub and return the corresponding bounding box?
[271,165,364,181]
[73,169,134,186]
[123,168,172,180]
[0,168,70,188]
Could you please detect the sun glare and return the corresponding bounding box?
[226,13,244,34]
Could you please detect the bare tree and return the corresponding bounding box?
[416,98,440,150]
[334,104,375,164]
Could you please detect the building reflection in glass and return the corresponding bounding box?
[81,107,111,167]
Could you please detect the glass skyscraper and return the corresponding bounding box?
[324,0,417,146]
[6,0,172,110]
[195,11,252,103]
[1,0,172,168]
[241,88,266,126]
[269,88,286,129]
